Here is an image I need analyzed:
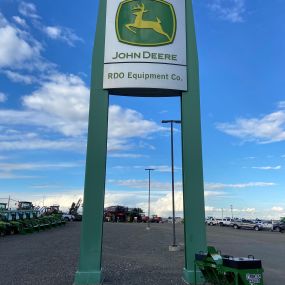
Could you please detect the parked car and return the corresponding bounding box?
[62,213,74,221]
[218,217,233,226]
[259,220,274,231]
[272,221,285,232]
[206,217,218,226]
[232,219,263,231]
[167,217,181,224]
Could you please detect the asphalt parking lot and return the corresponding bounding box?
[0,222,284,285]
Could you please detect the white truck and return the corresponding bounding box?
[218,217,233,226]
[206,217,218,226]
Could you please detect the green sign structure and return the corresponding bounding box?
[74,0,207,284]
[116,0,176,46]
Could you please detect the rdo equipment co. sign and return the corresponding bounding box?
[103,0,187,91]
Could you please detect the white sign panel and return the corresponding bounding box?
[103,0,187,91]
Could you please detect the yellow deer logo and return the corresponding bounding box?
[125,3,171,41]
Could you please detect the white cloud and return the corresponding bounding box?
[22,73,89,136]
[109,153,147,158]
[150,191,184,216]
[109,179,276,193]
[17,73,161,138]
[272,206,284,212]
[205,206,215,212]
[18,2,82,47]
[0,92,7,102]
[2,70,36,84]
[141,191,225,217]
[205,182,276,190]
[0,138,84,151]
[0,129,84,151]
[0,72,162,152]
[19,2,40,19]
[208,0,245,23]
[205,206,255,214]
[12,16,27,28]
[108,105,162,140]
[43,26,83,47]
[216,103,285,144]
[205,191,226,197]
[0,162,80,172]
[108,179,178,191]
[0,24,38,67]
[252,166,281,170]
[0,173,37,179]
[0,13,43,70]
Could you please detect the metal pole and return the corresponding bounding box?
[145,168,154,230]
[170,122,176,246]
[230,205,233,219]
[7,196,10,210]
[222,208,224,220]
[161,120,181,248]
[148,170,150,229]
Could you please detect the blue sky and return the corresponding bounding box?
[0,0,284,219]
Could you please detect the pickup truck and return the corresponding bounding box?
[232,219,263,231]
[218,217,233,226]
[206,217,218,226]
[272,221,285,232]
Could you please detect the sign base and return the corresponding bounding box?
[74,270,103,285]
[182,268,204,284]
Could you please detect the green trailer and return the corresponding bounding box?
[195,246,263,285]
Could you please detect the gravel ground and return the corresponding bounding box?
[0,222,284,285]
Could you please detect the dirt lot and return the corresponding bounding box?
[0,222,284,285]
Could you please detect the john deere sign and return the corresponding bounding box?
[104,0,187,91]
[116,0,176,46]
[75,0,207,284]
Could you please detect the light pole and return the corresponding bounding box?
[161,120,181,249]
[230,204,233,219]
[145,168,155,230]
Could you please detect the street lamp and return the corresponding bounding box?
[161,120,181,249]
[145,168,155,230]
[230,204,233,219]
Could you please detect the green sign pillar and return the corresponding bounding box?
[74,0,108,284]
[182,0,207,283]
[74,0,206,284]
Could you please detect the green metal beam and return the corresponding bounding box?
[181,0,207,284]
[74,0,108,284]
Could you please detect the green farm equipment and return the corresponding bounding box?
[0,212,19,235]
[18,211,36,233]
[195,246,263,285]
[0,221,8,236]
[1,212,23,234]
[0,200,66,236]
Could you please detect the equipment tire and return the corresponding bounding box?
[254,226,259,231]
[233,224,238,229]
